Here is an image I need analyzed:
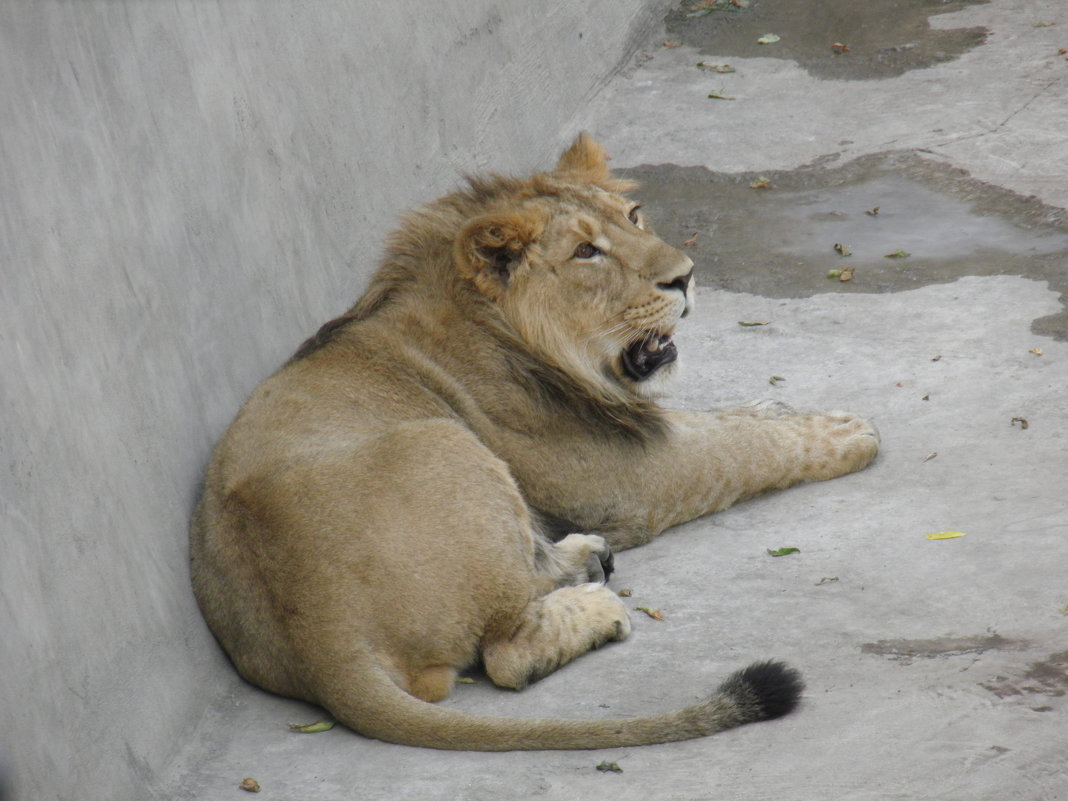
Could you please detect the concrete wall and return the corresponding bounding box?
[0,2,670,798]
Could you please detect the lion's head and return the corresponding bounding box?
[296,135,694,422]
[453,134,695,402]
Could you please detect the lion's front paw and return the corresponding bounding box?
[799,412,879,481]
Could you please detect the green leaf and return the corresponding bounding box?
[738,321,769,327]
[767,547,800,557]
[757,33,781,44]
[596,761,624,773]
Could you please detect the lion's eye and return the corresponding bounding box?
[573,242,602,260]
[627,205,642,225]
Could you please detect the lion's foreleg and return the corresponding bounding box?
[574,404,878,550]
[642,404,879,533]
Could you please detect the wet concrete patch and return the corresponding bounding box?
[664,0,989,80]
[860,633,1022,665]
[621,152,1068,339]
[980,651,1068,702]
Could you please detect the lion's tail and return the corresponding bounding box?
[310,656,803,751]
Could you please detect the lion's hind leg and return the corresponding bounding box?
[482,583,631,691]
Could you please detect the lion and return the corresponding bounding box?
[190,133,878,751]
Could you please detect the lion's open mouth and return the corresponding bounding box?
[621,333,677,381]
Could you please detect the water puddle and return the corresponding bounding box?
[621,152,1068,339]
[664,0,989,80]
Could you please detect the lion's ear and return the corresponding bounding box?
[553,132,637,194]
[455,212,542,299]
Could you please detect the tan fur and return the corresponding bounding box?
[190,134,878,750]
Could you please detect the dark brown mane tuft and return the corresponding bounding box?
[502,343,667,444]
[289,312,359,362]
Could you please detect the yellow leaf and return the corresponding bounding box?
[925,531,967,540]
[288,719,336,733]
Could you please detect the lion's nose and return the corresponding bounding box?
[657,268,694,297]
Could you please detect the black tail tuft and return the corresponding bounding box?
[718,660,804,721]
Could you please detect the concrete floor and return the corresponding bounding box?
[162,1,1068,799]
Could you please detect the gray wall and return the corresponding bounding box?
[0,2,669,798]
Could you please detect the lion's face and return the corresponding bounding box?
[456,172,695,400]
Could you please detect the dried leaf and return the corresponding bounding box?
[838,266,855,282]
[738,321,770,327]
[1011,416,1030,430]
[833,242,852,256]
[865,206,880,216]
[931,355,942,362]
[687,0,720,15]
[922,394,930,401]
[288,719,336,733]
[769,375,786,386]
[707,90,735,100]
[757,34,781,44]
[923,451,938,463]
[596,761,624,773]
[767,547,800,557]
[925,531,967,540]
[1034,21,1056,27]
[618,588,633,597]
[697,61,736,73]
[885,249,910,258]
[635,606,664,620]
[749,176,772,189]
[831,42,850,53]
[239,778,261,793]
[816,576,839,585]
[1029,348,1043,356]
[681,232,699,247]
[662,41,683,48]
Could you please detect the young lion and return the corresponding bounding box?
[190,134,878,750]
